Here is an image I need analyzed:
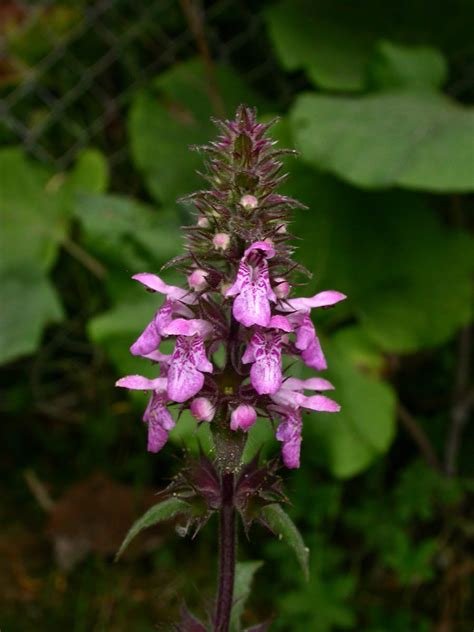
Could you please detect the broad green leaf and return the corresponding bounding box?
[129,58,269,205]
[0,148,68,273]
[69,149,109,193]
[285,166,473,353]
[265,0,376,91]
[368,40,447,91]
[262,504,309,579]
[291,91,474,192]
[305,338,397,478]
[75,192,181,268]
[0,268,63,364]
[116,497,191,560]
[266,0,474,92]
[230,561,263,632]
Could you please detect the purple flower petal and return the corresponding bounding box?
[163,318,213,338]
[301,336,327,371]
[284,290,346,313]
[275,410,302,469]
[190,397,216,422]
[115,375,167,391]
[130,319,161,356]
[243,240,276,258]
[143,391,175,453]
[132,273,195,302]
[226,245,276,327]
[245,331,283,395]
[269,315,293,332]
[230,404,257,431]
[302,394,340,413]
[167,336,213,403]
[284,377,334,391]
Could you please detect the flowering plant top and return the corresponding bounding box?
[116,105,346,469]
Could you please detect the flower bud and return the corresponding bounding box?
[240,194,258,210]
[213,232,230,251]
[190,397,215,422]
[274,276,290,299]
[187,269,208,292]
[230,404,257,432]
[197,215,209,228]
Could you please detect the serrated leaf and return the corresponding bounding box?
[262,504,309,579]
[291,91,474,192]
[230,561,263,632]
[116,497,191,560]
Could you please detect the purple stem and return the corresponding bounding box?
[215,471,236,632]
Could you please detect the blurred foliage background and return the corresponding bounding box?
[1,1,473,630]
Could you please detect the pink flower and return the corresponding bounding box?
[273,277,290,299]
[230,404,257,431]
[242,330,283,395]
[188,269,208,292]
[190,397,216,422]
[130,273,196,358]
[278,290,346,371]
[115,375,175,453]
[240,194,258,210]
[164,318,213,403]
[213,233,230,251]
[225,241,276,327]
[271,377,340,468]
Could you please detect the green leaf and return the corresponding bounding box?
[116,497,191,560]
[230,561,263,632]
[306,338,396,478]
[75,192,181,268]
[291,91,474,192]
[69,149,109,193]
[368,40,447,91]
[266,0,473,93]
[0,147,69,274]
[285,166,473,353]
[262,504,309,579]
[0,268,63,365]
[265,0,377,91]
[129,58,269,205]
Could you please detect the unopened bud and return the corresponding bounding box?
[213,232,230,251]
[274,277,290,299]
[187,269,208,292]
[190,397,215,422]
[240,194,258,210]
[230,404,257,432]
[197,215,209,228]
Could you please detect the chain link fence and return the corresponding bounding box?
[0,0,295,172]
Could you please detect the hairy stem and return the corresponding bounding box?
[215,471,236,632]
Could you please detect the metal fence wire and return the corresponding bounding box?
[0,0,295,172]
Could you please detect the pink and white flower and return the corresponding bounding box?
[115,375,175,453]
[225,241,276,327]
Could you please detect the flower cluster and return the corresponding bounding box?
[116,106,346,468]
